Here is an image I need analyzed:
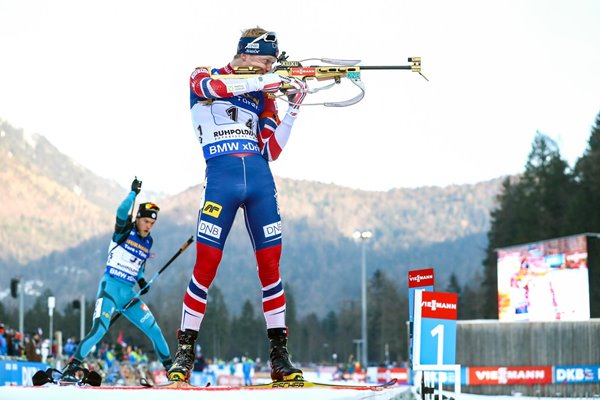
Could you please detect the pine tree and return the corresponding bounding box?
[569,112,600,232]
[228,300,262,359]
[336,300,361,365]
[368,270,407,365]
[569,112,600,316]
[284,284,300,356]
[521,132,573,239]
[24,289,58,338]
[480,132,573,318]
[198,285,230,360]
[445,273,462,295]
[321,311,339,364]
[297,313,324,363]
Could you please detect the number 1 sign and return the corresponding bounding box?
[413,290,458,366]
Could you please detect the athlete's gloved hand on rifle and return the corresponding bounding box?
[248,73,287,93]
[285,77,307,118]
[131,177,142,195]
[137,278,150,295]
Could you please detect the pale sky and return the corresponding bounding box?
[1,0,599,195]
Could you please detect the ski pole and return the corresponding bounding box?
[109,235,194,326]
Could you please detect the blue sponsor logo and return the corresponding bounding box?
[204,139,260,159]
[555,366,599,383]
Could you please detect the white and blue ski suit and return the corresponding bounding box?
[71,191,171,368]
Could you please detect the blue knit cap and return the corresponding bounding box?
[237,32,279,57]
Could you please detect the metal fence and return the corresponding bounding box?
[456,319,600,396]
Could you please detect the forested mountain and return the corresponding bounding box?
[1,118,505,363]
[0,120,121,264]
[4,111,599,364]
[1,118,501,318]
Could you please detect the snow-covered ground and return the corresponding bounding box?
[0,369,580,400]
[0,384,411,400]
[1,384,585,400]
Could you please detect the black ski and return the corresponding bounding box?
[139,377,397,390]
[245,378,398,390]
[31,367,102,387]
[139,377,211,388]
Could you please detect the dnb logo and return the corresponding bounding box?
[202,201,222,218]
[263,221,282,238]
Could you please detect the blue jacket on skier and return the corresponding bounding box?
[61,177,172,384]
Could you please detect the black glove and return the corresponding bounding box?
[131,177,142,195]
[137,278,150,295]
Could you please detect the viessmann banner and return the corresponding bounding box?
[410,365,600,386]
[408,268,434,321]
[468,366,553,385]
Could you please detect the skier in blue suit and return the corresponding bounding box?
[61,178,172,382]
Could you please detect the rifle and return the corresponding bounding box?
[211,52,428,107]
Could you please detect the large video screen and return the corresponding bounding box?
[497,234,590,321]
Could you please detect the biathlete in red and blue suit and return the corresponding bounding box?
[168,27,307,383]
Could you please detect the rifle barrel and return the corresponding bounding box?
[359,66,412,70]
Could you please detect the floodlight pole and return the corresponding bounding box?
[353,230,373,370]
[79,294,86,341]
[48,296,56,357]
[19,281,24,337]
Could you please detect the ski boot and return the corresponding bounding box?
[268,327,303,382]
[60,359,83,384]
[167,329,197,382]
[60,359,102,386]
[162,358,173,373]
